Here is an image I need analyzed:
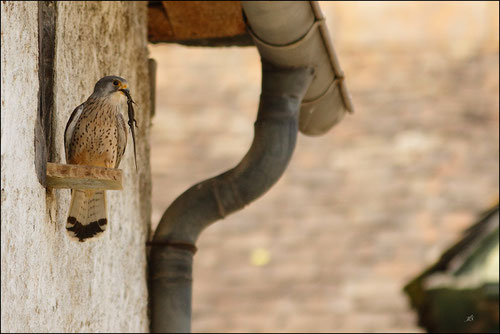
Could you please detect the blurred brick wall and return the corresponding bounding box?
[149,1,499,332]
[324,1,499,57]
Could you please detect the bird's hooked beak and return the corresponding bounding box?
[119,85,129,96]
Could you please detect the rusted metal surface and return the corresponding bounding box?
[148,1,252,46]
[148,2,174,42]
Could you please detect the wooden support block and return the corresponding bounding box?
[46,162,123,190]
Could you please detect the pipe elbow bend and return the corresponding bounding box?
[152,62,314,245]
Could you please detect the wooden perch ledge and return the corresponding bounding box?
[46,162,123,190]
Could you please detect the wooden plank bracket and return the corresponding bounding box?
[46,163,123,190]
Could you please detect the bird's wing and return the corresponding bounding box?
[115,111,128,168]
[64,103,84,163]
[64,103,84,162]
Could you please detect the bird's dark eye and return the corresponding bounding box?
[113,80,119,86]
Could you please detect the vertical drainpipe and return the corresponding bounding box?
[149,61,314,332]
[149,1,352,332]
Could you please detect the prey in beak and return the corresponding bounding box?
[119,88,138,171]
[119,86,130,96]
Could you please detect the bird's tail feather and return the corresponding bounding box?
[66,189,107,242]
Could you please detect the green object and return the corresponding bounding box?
[404,205,499,333]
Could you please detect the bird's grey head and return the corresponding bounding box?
[91,76,129,98]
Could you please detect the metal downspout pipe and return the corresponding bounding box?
[149,61,314,333]
[149,1,351,332]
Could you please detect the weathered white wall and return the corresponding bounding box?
[1,1,151,332]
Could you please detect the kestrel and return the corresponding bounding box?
[64,76,129,242]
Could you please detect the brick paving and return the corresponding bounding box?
[148,34,498,333]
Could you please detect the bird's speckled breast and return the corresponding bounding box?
[68,99,121,168]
